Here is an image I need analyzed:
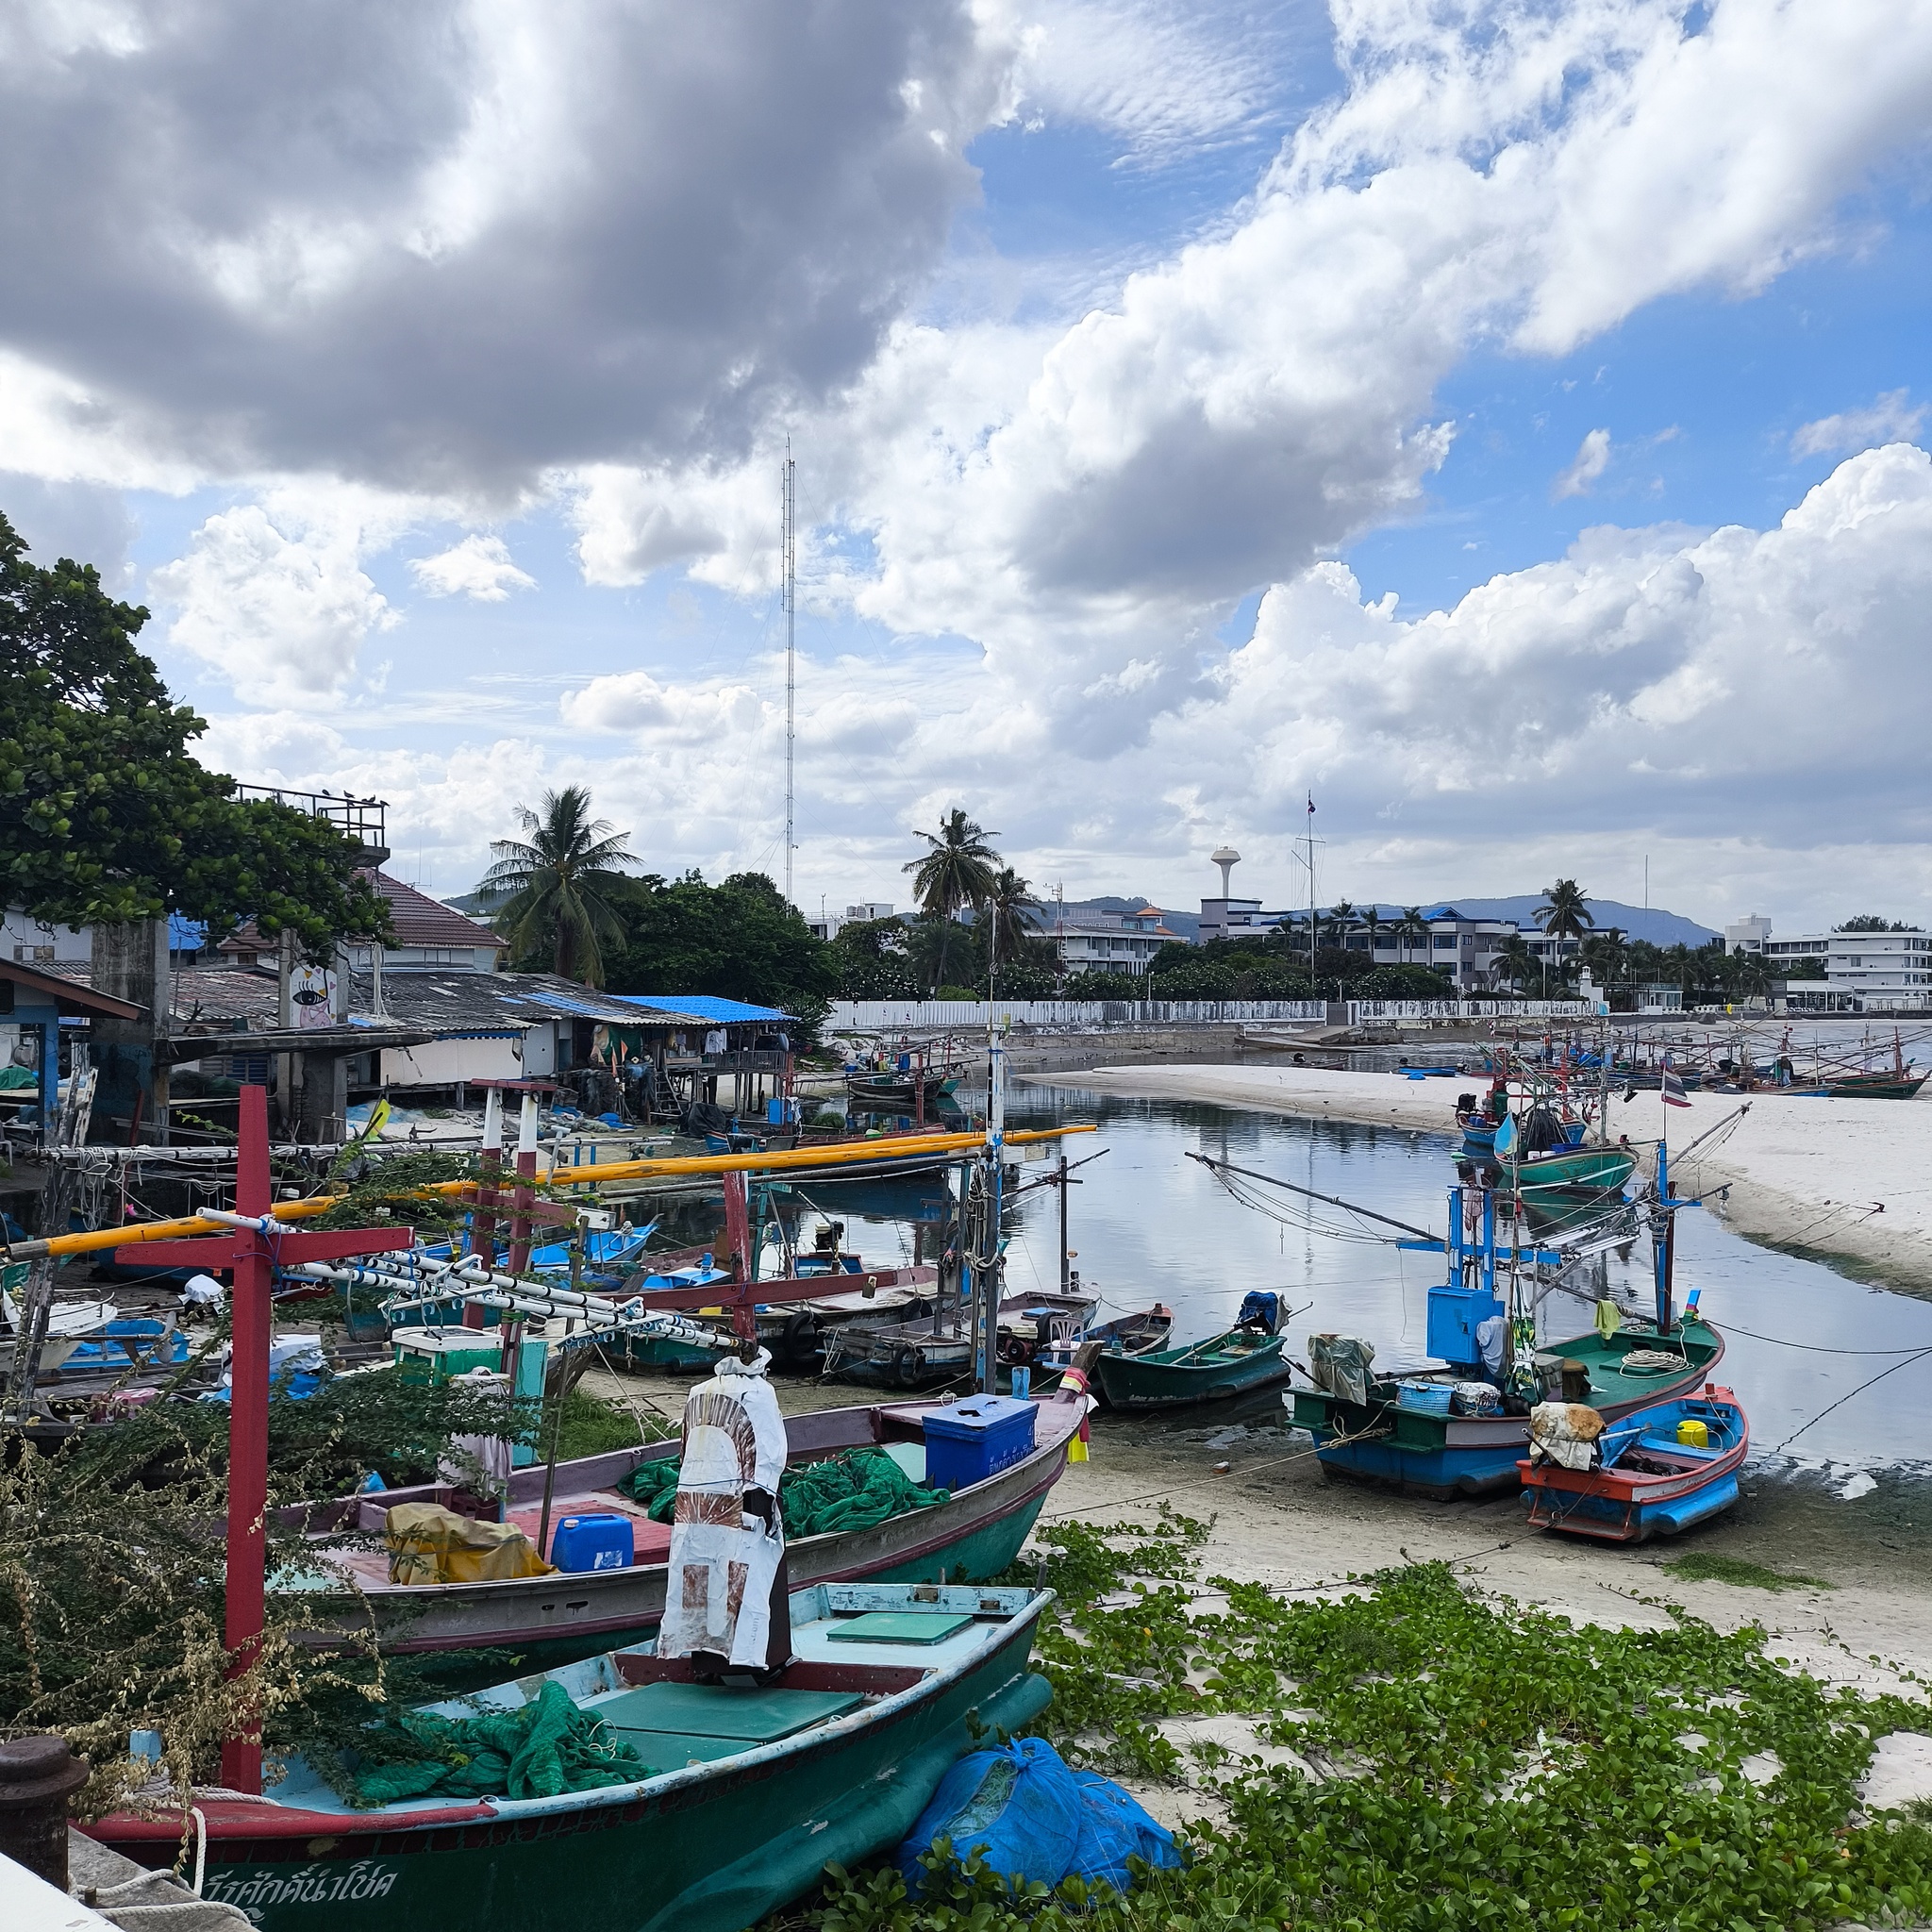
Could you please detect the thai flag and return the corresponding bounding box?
[1661,1070,1692,1108]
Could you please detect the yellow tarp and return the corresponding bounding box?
[385,1501,555,1586]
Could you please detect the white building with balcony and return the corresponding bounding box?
[1762,925,1932,1012]
[1053,904,1179,975]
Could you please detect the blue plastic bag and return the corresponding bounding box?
[897,1738,1179,1898]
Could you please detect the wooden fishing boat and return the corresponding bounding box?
[1807,1069,1928,1100]
[1494,1143,1636,1199]
[820,1290,1097,1390]
[295,1387,1086,1671]
[1091,1324,1290,1409]
[85,1579,1053,1932]
[846,1071,959,1113]
[1519,1385,1747,1541]
[1290,1317,1726,1497]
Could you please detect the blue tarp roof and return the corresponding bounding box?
[615,994,793,1025]
[169,912,207,951]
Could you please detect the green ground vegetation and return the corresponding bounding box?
[786,1511,1932,1931]
[1660,1554,1836,1592]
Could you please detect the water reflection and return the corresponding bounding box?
[978,1086,1932,1473]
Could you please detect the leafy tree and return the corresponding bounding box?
[902,808,999,987]
[1837,914,1893,931]
[1494,933,1538,991]
[824,915,920,1000]
[0,513,387,954]
[605,871,835,1026]
[1780,955,1827,981]
[481,785,638,985]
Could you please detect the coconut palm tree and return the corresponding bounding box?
[1536,878,1595,943]
[1496,933,1539,992]
[903,808,1000,988]
[1398,906,1428,969]
[1359,904,1385,959]
[982,866,1041,962]
[480,786,638,986]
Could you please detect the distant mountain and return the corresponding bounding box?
[1350,896,1717,948]
[442,890,496,916]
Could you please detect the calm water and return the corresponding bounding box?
[816,1087,1932,1473]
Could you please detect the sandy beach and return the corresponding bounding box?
[1051,1062,1932,1296]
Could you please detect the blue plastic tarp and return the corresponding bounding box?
[897,1737,1180,1899]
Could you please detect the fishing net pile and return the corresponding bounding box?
[619,1447,950,1537]
[349,1680,651,1807]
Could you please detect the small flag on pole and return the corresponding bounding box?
[1661,1072,1692,1108]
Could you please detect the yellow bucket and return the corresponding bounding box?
[1676,1417,1709,1448]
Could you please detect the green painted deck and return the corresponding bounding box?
[591,1681,865,1743]
[827,1611,974,1644]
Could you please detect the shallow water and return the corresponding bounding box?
[854,1085,1932,1474]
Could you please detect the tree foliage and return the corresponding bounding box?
[482,785,639,985]
[1535,876,1595,942]
[607,870,835,1028]
[0,512,388,953]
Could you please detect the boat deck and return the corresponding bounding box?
[263,1582,1040,1820]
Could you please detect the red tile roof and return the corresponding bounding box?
[361,872,504,951]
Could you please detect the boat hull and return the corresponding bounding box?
[90,1593,1051,1932]
[1292,1322,1725,1499]
[1520,1388,1748,1542]
[308,1398,1079,1670]
[1092,1332,1290,1409]
[1494,1146,1637,1198]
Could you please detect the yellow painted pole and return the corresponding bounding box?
[8,1123,1096,1260]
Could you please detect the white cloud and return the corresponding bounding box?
[1554,427,1612,499]
[1791,389,1928,458]
[409,534,536,602]
[149,507,396,708]
[558,670,766,740]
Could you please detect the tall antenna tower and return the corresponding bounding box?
[782,444,796,906]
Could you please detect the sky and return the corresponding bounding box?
[5,0,1932,936]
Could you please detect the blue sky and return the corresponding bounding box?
[6,1,1932,928]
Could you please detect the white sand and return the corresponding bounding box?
[1058,1063,1932,1291]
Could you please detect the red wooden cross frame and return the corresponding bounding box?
[113,1085,414,1794]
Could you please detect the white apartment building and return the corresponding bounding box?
[1052,904,1178,976]
[808,901,896,942]
[1757,925,1932,1012]
[1195,897,1552,991]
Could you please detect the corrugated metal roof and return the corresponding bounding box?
[615,994,794,1024]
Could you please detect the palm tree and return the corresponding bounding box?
[1398,907,1428,969]
[982,866,1041,962]
[480,786,638,986]
[1496,933,1539,992]
[1536,879,1595,943]
[1359,904,1385,960]
[903,808,1000,988]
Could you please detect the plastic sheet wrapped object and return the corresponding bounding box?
[1475,1315,1509,1380]
[1234,1290,1279,1336]
[897,1738,1180,1898]
[385,1502,555,1585]
[1527,1402,1606,1472]
[1308,1334,1374,1407]
[1450,1380,1501,1416]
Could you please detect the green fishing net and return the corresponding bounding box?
[618,1447,950,1537]
[350,1679,653,1807]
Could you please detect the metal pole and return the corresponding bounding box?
[1058,1152,1070,1293]
[783,447,796,907]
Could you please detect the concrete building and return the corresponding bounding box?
[1763,926,1932,1013]
[808,902,895,942]
[1051,904,1179,976]
[1724,915,1773,957]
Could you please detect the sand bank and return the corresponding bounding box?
[1051,1063,1932,1295]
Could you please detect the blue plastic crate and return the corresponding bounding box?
[923,1395,1038,1491]
[551,1513,634,1573]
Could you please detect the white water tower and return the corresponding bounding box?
[1211,846,1241,897]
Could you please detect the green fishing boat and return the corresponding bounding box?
[1091,1306,1290,1410]
[87,1580,1053,1932]
[1495,1142,1636,1199]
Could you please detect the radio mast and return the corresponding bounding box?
[782,444,796,906]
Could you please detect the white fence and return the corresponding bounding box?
[827,998,1588,1033]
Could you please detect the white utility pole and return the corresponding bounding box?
[783,446,796,906]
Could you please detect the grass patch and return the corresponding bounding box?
[1661,1553,1834,1591]
[549,1386,671,1461]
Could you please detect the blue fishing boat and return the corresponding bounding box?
[1519,1385,1747,1541]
